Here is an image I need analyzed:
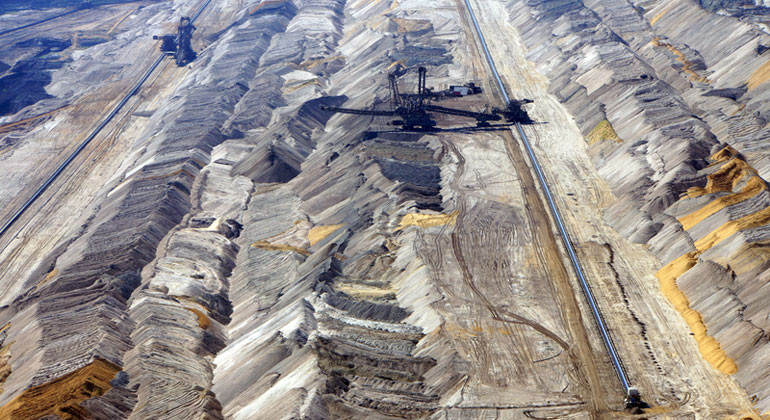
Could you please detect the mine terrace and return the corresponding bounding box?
[0,0,769,419]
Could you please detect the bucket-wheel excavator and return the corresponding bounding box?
[321,67,531,131]
[153,17,197,67]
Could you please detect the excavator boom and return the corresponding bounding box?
[320,65,526,130]
[424,104,501,122]
[320,106,398,117]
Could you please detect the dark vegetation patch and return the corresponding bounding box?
[14,36,71,53]
[394,183,442,211]
[313,335,435,383]
[77,36,109,48]
[0,0,150,14]
[324,291,410,322]
[703,86,747,101]
[0,38,71,116]
[359,131,444,211]
[365,140,436,162]
[373,158,440,189]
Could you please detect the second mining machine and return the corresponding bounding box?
[154,17,197,67]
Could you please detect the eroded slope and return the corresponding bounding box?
[500,0,770,415]
[0,0,768,418]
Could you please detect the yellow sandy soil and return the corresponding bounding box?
[695,204,770,252]
[308,224,344,247]
[657,253,738,375]
[680,147,767,230]
[186,307,211,330]
[35,269,60,290]
[300,55,345,71]
[680,176,766,230]
[660,146,770,377]
[649,4,673,26]
[686,156,756,199]
[658,145,770,376]
[0,337,11,395]
[283,78,321,94]
[748,60,770,91]
[712,145,740,163]
[336,283,396,299]
[662,150,770,377]
[396,211,458,231]
[651,37,710,84]
[390,17,432,33]
[251,223,344,256]
[0,358,120,420]
[586,120,622,145]
[251,240,310,256]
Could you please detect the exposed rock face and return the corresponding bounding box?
[2,0,770,417]
[505,0,770,412]
[697,0,770,18]
[0,0,467,417]
[0,0,310,416]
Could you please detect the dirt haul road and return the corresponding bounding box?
[0,0,762,418]
[432,0,760,418]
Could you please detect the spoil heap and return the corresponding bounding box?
[504,0,770,413]
[0,0,768,418]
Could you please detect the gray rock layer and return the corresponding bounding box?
[506,0,770,412]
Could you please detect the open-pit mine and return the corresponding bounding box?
[1,0,770,418]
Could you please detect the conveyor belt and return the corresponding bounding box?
[0,0,214,240]
[462,0,633,394]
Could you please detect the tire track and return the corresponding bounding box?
[454,0,616,414]
[442,137,570,351]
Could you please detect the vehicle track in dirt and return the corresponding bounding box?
[0,7,81,37]
[501,125,610,415]
[442,137,569,350]
[451,0,618,415]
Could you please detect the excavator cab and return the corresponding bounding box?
[493,99,533,124]
[624,387,641,408]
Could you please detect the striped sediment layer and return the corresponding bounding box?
[505,0,770,413]
[0,0,314,417]
[0,358,121,420]
[0,0,478,417]
[11,0,770,417]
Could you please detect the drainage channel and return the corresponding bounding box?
[461,0,633,396]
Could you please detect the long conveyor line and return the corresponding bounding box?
[462,0,635,398]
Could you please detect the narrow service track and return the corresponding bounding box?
[0,8,81,37]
